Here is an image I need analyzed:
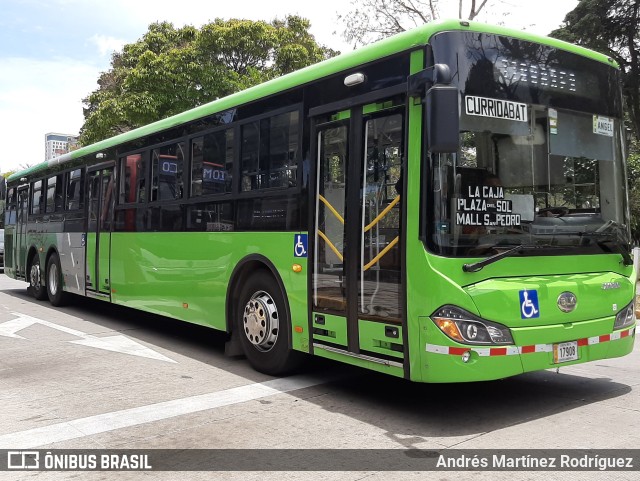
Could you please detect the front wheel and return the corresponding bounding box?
[236,270,302,375]
[47,253,69,306]
[29,254,47,300]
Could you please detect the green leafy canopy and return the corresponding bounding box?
[80,16,337,145]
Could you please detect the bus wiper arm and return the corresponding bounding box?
[580,232,633,266]
[579,222,633,266]
[462,244,541,273]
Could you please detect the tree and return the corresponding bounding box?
[626,138,640,242]
[80,16,336,145]
[550,0,640,140]
[338,0,493,47]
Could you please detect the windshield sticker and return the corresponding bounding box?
[549,108,558,135]
[593,115,614,137]
[455,185,521,227]
[465,96,528,122]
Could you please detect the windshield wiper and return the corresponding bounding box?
[462,244,544,273]
[580,220,633,266]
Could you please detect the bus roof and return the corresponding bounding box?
[8,19,616,183]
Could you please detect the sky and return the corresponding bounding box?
[0,0,579,175]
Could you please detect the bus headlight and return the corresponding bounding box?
[431,306,514,345]
[613,300,636,330]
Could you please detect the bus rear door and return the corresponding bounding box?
[15,186,29,279]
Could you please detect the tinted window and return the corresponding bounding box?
[152,143,185,201]
[192,128,233,196]
[45,175,63,213]
[31,181,43,214]
[187,202,234,231]
[430,31,622,118]
[119,154,146,204]
[66,169,84,210]
[241,111,298,191]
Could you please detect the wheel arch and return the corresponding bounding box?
[45,245,60,269]
[225,255,291,341]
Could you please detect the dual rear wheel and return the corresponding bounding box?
[28,252,68,306]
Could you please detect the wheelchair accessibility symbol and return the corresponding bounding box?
[294,234,308,258]
[519,290,540,319]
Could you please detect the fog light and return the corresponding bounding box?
[462,351,471,363]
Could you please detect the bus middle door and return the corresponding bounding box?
[310,101,404,371]
[86,166,114,297]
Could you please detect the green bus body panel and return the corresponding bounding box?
[312,313,348,346]
[420,315,635,383]
[8,19,615,182]
[108,231,310,352]
[86,233,97,288]
[313,347,405,378]
[466,272,634,327]
[99,232,110,293]
[406,246,635,382]
[405,49,425,382]
[358,320,404,359]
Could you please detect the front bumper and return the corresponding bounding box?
[420,315,636,382]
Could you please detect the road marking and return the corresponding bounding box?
[0,312,176,363]
[0,375,330,448]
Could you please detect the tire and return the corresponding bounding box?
[236,270,302,375]
[28,254,47,300]
[47,253,69,306]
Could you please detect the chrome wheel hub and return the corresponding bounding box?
[243,290,279,352]
[30,263,41,290]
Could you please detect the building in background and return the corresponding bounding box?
[45,133,79,161]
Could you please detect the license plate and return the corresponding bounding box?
[554,341,579,363]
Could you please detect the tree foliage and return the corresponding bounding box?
[338,0,493,47]
[80,16,336,145]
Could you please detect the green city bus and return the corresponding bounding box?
[3,19,636,382]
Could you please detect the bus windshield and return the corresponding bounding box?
[428,32,629,258]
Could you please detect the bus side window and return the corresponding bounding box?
[46,175,63,213]
[192,128,233,197]
[241,110,298,191]
[66,169,84,211]
[119,154,144,204]
[5,187,17,225]
[151,143,184,201]
[31,180,43,215]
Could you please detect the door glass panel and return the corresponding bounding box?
[360,113,403,321]
[88,172,100,233]
[100,170,114,231]
[314,125,348,312]
[17,189,28,274]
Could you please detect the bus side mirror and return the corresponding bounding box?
[426,85,459,153]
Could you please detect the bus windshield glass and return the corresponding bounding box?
[428,31,629,258]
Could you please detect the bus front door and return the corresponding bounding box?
[86,166,114,297]
[311,103,404,367]
[15,186,29,279]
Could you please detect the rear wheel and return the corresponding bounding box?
[47,253,69,306]
[236,270,302,375]
[28,254,47,300]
